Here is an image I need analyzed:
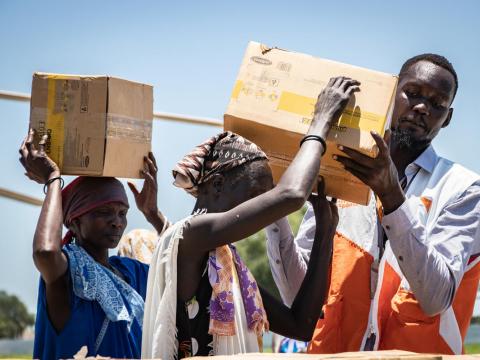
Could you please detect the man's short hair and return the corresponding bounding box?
[399,53,458,98]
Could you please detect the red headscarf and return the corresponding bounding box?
[61,177,129,245]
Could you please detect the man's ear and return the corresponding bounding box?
[442,108,453,128]
[212,173,226,195]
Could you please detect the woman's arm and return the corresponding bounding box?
[182,77,358,252]
[20,130,67,283]
[260,183,337,341]
[20,130,70,330]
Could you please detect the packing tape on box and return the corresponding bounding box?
[230,81,387,134]
[277,91,387,134]
[37,72,84,80]
[231,80,244,100]
[106,114,153,144]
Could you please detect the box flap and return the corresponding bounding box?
[102,77,153,178]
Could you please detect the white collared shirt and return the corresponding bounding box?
[266,146,480,314]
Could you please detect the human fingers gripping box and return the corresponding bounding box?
[29,73,153,178]
[224,42,398,205]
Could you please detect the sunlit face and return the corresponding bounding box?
[391,60,456,150]
[73,202,129,249]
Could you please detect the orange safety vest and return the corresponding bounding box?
[377,249,480,353]
[308,157,480,354]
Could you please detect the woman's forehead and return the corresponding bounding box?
[97,202,129,209]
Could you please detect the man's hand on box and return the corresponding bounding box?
[19,128,60,184]
[333,130,405,215]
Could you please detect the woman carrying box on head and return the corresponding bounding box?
[139,76,360,359]
[18,133,161,359]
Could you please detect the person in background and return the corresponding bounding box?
[117,229,161,264]
[266,54,480,354]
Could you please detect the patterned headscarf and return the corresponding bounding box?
[61,177,129,245]
[173,131,267,197]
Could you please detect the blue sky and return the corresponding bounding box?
[1,0,480,312]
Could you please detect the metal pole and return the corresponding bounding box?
[0,90,31,102]
[0,90,223,127]
[153,111,222,127]
[0,187,43,206]
[0,89,224,205]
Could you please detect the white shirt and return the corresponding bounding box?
[266,146,480,315]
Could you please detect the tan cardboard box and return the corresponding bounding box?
[29,72,153,178]
[224,42,398,205]
[191,350,443,359]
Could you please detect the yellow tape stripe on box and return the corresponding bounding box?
[46,78,65,168]
[231,80,244,100]
[277,91,386,134]
[40,72,82,80]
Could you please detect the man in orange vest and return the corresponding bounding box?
[266,54,480,354]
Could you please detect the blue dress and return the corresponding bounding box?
[33,250,149,360]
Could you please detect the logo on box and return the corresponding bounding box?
[250,56,272,66]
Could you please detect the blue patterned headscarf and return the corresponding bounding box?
[64,244,144,329]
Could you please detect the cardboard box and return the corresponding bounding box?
[191,350,443,360]
[224,42,398,205]
[29,72,153,178]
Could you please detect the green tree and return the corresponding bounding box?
[236,207,307,300]
[0,291,35,339]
